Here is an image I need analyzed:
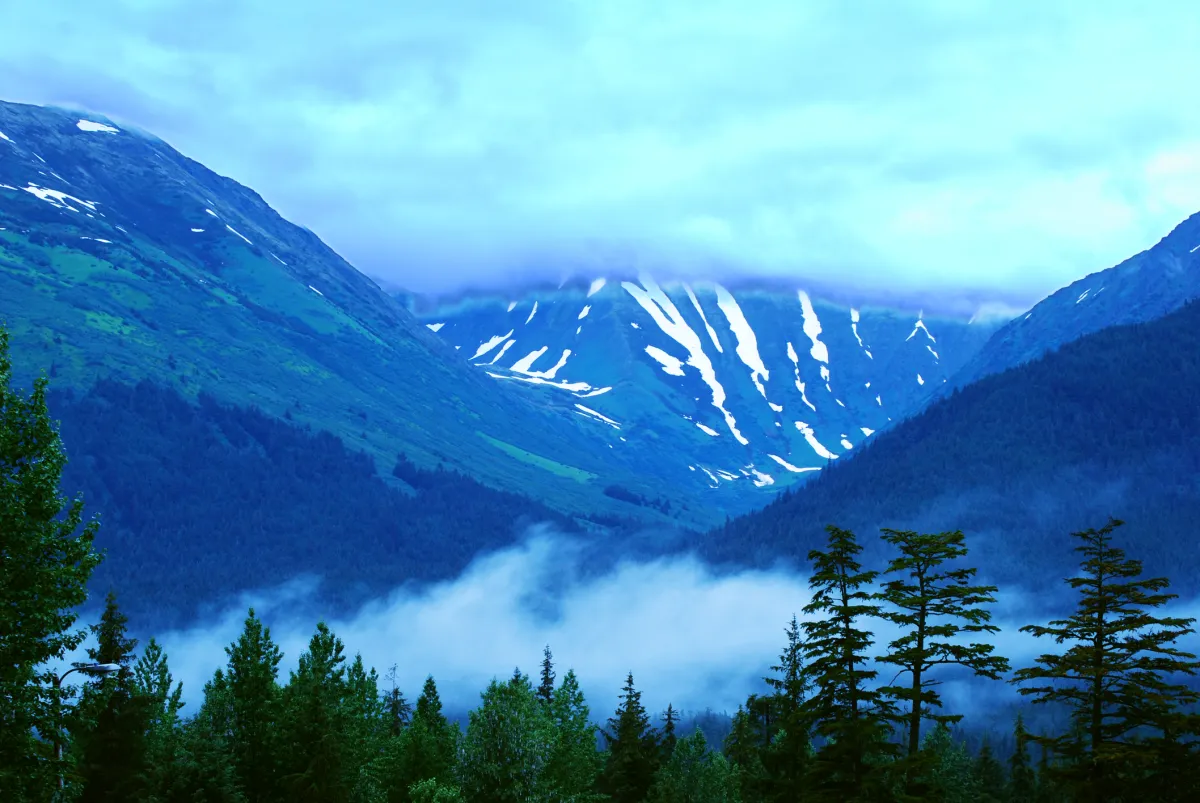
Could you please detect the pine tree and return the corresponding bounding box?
[0,327,103,800]
[800,525,898,802]
[538,645,556,705]
[280,621,349,802]
[1007,714,1036,803]
[974,738,1005,803]
[723,706,767,803]
[920,722,979,802]
[599,673,661,803]
[647,728,741,803]
[386,676,459,798]
[132,638,187,801]
[73,590,151,802]
[342,653,386,800]
[876,528,1009,761]
[661,703,678,763]
[225,607,284,803]
[761,615,810,801]
[1012,518,1200,802]
[384,663,412,737]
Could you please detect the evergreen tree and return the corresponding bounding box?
[459,673,555,802]
[545,669,603,802]
[0,327,103,800]
[760,615,810,801]
[1012,518,1200,801]
[973,738,1005,803]
[538,645,556,705]
[342,653,386,800]
[73,590,151,802]
[661,703,678,763]
[876,528,1009,760]
[647,728,741,803]
[800,525,898,802]
[132,638,187,801]
[599,673,661,803]
[408,778,464,803]
[280,621,350,802]
[920,723,979,802]
[1007,714,1036,803]
[176,670,247,803]
[384,663,412,737]
[385,676,459,799]
[225,608,284,803]
[723,706,767,803]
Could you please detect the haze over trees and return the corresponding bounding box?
[4,330,1200,801]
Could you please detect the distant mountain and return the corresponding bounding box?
[0,100,715,528]
[948,211,1200,389]
[414,278,1003,491]
[701,297,1200,595]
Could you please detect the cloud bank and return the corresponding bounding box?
[5,1,1200,301]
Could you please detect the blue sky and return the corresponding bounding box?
[4,1,1200,303]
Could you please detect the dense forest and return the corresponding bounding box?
[703,299,1200,595]
[6,328,1200,801]
[43,379,606,630]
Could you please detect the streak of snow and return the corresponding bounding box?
[917,374,925,385]
[76,119,120,133]
[715,284,770,398]
[769,402,783,412]
[577,386,612,398]
[1075,289,1090,304]
[716,470,739,481]
[510,346,550,373]
[308,285,323,296]
[785,341,817,411]
[860,427,874,436]
[906,318,937,342]
[485,340,516,365]
[623,277,748,444]
[1191,244,1200,253]
[645,345,686,376]
[684,284,724,353]
[486,372,595,393]
[191,228,205,233]
[519,349,571,379]
[795,421,838,460]
[840,438,854,450]
[750,468,775,487]
[471,331,514,360]
[525,301,538,325]
[700,467,720,486]
[33,153,45,163]
[836,399,845,407]
[587,278,607,297]
[696,422,719,437]
[426,322,445,332]
[21,184,97,211]
[630,322,640,329]
[1025,313,1032,320]
[0,130,10,142]
[577,305,591,320]
[927,345,939,360]
[205,208,218,217]
[507,301,517,312]
[270,252,288,265]
[225,224,252,245]
[768,454,821,473]
[574,404,621,429]
[797,291,829,363]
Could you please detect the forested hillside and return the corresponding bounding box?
[49,380,591,630]
[703,300,1200,594]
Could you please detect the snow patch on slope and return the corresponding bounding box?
[714,284,770,399]
[684,285,724,354]
[472,331,514,360]
[645,346,686,376]
[795,421,838,460]
[786,342,817,412]
[426,322,445,332]
[798,291,830,363]
[76,119,120,134]
[525,301,538,325]
[588,278,607,297]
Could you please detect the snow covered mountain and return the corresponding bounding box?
[415,278,1004,490]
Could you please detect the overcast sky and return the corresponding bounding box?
[4,1,1200,302]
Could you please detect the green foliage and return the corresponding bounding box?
[1007,714,1036,803]
[1012,518,1200,800]
[647,728,742,803]
[918,723,980,802]
[875,528,1009,759]
[800,525,898,802]
[459,674,555,802]
[225,607,284,802]
[599,673,662,803]
[280,621,350,802]
[545,669,604,802]
[0,326,103,800]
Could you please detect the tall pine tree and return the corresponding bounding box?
[1012,518,1200,802]
[225,608,284,803]
[280,621,350,802]
[599,673,661,803]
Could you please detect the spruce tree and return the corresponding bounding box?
[0,327,103,800]
[876,528,1009,761]
[384,663,412,737]
[800,525,898,802]
[723,706,767,803]
[661,703,678,763]
[224,608,284,803]
[1012,518,1200,802]
[545,669,603,801]
[280,621,349,802]
[761,615,810,801]
[599,673,661,803]
[538,645,556,705]
[1007,714,1036,803]
[388,676,459,797]
[132,638,187,801]
[973,738,1005,803]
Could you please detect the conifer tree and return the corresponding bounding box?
[876,528,1009,760]
[920,722,979,802]
[723,706,767,803]
[384,663,412,737]
[760,615,810,801]
[225,607,284,802]
[71,591,151,801]
[661,703,678,763]
[1007,714,1036,803]
[280,621,349,802]
[800,525,898,802]
[1012,518,1200,801]
[388,676,459,797]
[538,645,556,705]
[599,673,661,803]
[973,738,1005,803]
[132,638,187,800]
[0,327,103,800]
[342,653,386,799]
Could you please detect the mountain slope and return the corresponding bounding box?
[948,210,1200,389]
[701,298,1200,594]
[415,278,1002,492]
[0,100,716,527]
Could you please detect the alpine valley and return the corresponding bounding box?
[4,96,1200,628]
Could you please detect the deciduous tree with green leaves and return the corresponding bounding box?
[0,327,103,800]
[875,528,1009,759]
[1012,518,1200,802]
[800,525,898,802]
[647,728,741,803]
